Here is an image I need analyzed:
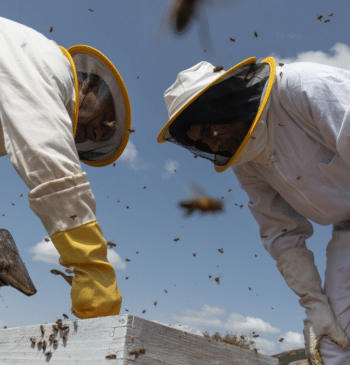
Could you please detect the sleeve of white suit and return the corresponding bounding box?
[275,61,350,169]
[233,165,314,261]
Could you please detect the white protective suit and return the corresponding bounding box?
[232,61,350,364]
[0,17,124,318]
[0,16,90,233]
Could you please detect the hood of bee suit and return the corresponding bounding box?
[59,45,132,167]
[157,57,276,172]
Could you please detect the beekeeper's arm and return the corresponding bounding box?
[0,17,121,319]
[233,166,349,364]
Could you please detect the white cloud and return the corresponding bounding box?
[28,238,60,265]
[225,313,280,335]
[268,43,350,71]
[167,305,304,356]
[162,160,179,179]
[118,141,153,170]
[28,237,126,271]
[279,331,304,352]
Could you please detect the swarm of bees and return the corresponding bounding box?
[179,183,224,216]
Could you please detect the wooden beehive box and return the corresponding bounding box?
[0,314,279,364]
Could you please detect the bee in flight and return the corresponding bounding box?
[153,0,242,52]
[179,182,224,216]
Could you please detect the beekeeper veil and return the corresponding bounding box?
[60,45,131,167]
[157,57,275,172]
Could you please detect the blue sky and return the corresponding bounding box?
[0,0,349,356]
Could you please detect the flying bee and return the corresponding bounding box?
[282,228,288,232]
[40,325,45,335]
[328,13,333,16]
[42,341,47,351]
[279,337,284,342]
[89,8,94,12]
[127,128,135,133]
[45,351,52,357]
[65,268,74,274]
[113,163,116,167]
[48,334,54,342]
[179,182,224,216]
[317,14,323,20]
[324,19,330,23]
[279,63,284,66]
[164,289,168,293]
[50,269,73,286]
[125,258,131,262]
[192,253,196,256]
[173,237,180,242]
[211,275,222,285]
[106,354,117,359]
[37,340,43,348]
[44,237,50,242]
[153,0,238,53]
[229,37,236,42]
[213,65,223,72]
[52,324,58,331]
[254,31,258,37]
[63,314,69,320]
[69,214,77,220]
[154,301,157,306]
[142,309,146,313]
[49,27,54,32]
[253,334,259,338]
[52,339,58,345]
[249,287,252,290]
[107,241,117,249]
[20,194,23,197]
[30,337,36,345]
[217,248,224,254]
[143,186,147,189]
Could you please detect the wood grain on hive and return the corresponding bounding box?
[0,314,279,364]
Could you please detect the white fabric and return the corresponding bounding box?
[0,17,96,235]
[164,61,225,119]
[232,61,350,364]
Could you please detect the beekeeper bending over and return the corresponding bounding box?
[0,17,131,319]
[157,57,350,365]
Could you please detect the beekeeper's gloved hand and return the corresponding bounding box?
[277,248,350,365]
[51,221,122,319]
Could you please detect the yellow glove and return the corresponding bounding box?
[51,221,122,319]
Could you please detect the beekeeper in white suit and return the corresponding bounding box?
[0,16,131,319]
[157,57,350,364]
